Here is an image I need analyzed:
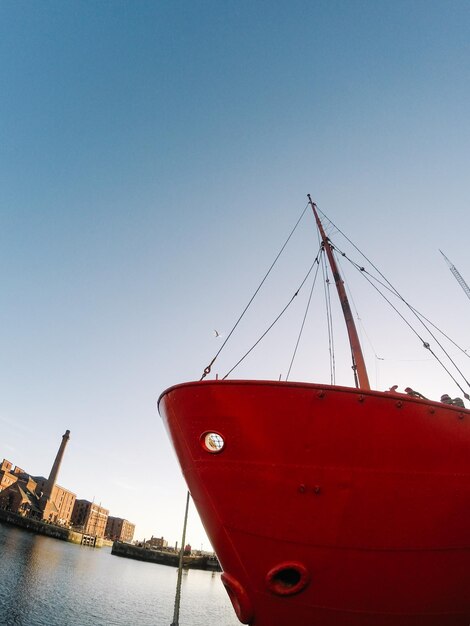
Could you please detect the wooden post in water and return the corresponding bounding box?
[170,490,190,626]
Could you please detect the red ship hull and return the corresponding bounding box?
[158,380,470,626]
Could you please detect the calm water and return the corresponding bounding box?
[0,524,240,626]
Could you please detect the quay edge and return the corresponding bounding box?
[111,540,221,571]
[0,509,104,547]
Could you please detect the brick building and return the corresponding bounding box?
[0,430,72,524]
[0,459,18,492]
[105,516,135,543]
[0,474,42,518]
[71,500,109,537]
[145,536,168,549]
[34,477,76,526]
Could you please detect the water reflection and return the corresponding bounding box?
[1,530,44,625]
[0,524,238,626]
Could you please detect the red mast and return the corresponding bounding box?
[308,195,370,390]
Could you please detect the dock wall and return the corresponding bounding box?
[111,541,221,570]
[0,509,103,546]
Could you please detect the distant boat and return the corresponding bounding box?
[159,197,470,626]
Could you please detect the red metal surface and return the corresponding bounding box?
[158,379,470,626]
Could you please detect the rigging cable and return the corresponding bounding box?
[405,305,470,360]
[317,207,470,382]
[333,258,470,361]
[286,250,322,380]
[340,246,470,388]
[336,251,378,362]
[332,242,470,399]
[200,202,310,380]
[316,217,337,383]
[320,245,336,384]
[223,255,321,380]
[335,249,379,384]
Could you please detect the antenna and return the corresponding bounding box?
[440,250,470,300]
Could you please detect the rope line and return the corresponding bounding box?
[346,255,470,390]
[222,255,320,380]
[320,247,336,384]
[200,202,310,380]
[331,241,470,399]
[286,251,322,380]
[199,199,469,400]
[317,208,469,371]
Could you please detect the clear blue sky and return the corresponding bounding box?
[1,0,469,549]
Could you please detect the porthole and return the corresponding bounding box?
[265,561,310,596]
[201,431,225,453]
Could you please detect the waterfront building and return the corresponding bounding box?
[0,459,18,492]
[0,460,29,492]
[0,430,73,525]
[145,535,168,549]
[34,478,76,526]
[0,474,42,518]
[71,500,109,538]
[105,516,135,543]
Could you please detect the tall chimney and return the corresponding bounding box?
[42,429,70,501]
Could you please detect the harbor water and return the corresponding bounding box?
[0,524,240,626]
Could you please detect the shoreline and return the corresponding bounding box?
[111,540,221,571]
[0,509,104,547]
